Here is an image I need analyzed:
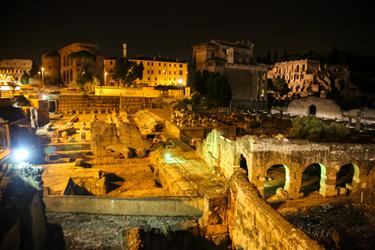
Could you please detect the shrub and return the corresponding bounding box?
[288,116,348,142]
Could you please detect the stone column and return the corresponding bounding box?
[286,170,302,199]
[320,164,338,197]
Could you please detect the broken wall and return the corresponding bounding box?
[228,171,323,250]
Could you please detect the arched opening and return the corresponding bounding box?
[336,163,360,189]
[300,163,326,196]
[264,164,289,198]
[239,154,248,173]
[308,105,317,116]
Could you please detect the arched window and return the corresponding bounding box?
[264,164,289,198]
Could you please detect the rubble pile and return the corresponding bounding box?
[47,213,200,250]
[285,203,375,249]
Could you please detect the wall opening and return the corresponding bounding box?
[300,163,326,196]
[309,105,317,116]
[336,163,360,189]
[264,164,289,198]
[239,154,248,174]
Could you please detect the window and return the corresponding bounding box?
[147,70,150,74]
[147,77,150,80]
[155,77,157,81]
[147,62,150,66]
[169,64,171,67]
[70,69,73,81]
[110,69,113,73]
[178,70,183,75]
[169,71,171,75]
[109,61,113,65]
[48,65,52,69]
[151,62,154,66]
[159,63,161,66]
[159,70,161,74]
[164,63,166,66]
[302,64,306,71]
[151,70,154,74]
[174,71,176,75]
[179,64,183,68]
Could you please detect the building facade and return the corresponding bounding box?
[0,59,33,83]
[42,43,104,87]
[104,56,188,87]
[103,57,116,86]
[268,59,350,97]
[192,39,268,107]
[41,51,60,85]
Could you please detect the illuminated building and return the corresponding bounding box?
[130,56,187,87]
[268,59,350,97]
[192,39,268,107]
[104,56,188,87]
[0,59,33,82]
[42,43,104,87]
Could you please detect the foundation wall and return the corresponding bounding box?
[44,195,204,216]
[228,171,323,250]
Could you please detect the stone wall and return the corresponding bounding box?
[287,96,342,120]
[228,171,323,250]
[44,195,204,217]
[200,129,375,198]
[0,163,47,250]
[95,86,162,98]
[57,94,157,114]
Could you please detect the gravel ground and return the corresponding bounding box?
[285,203,375,250]
[46,213,198,250]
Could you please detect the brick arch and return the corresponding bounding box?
[299,163,327,197]
[233,152,250,177]
[263,164,291,198]
[335,163,360,190]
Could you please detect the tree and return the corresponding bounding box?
[70,50,97,89]
[274,50,279,63]
[267,50,272,64]
[113,57,144,86]
[271,76,289,95]
[20,71,30,84]
[29,62,39,77]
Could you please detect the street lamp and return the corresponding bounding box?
[41,67,45,89]
[177,78,183,99]
[104,71,108,85]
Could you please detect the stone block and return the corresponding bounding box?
[204,224,227,236]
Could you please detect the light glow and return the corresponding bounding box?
[0,85,11,91]
[13,148,30,162]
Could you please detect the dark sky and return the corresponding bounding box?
[0,0,374,63]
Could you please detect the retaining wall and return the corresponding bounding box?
[44,195,204,217]
[228,171,323,250]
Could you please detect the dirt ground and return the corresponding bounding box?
[40,157,171,197]
[285,202,375,250]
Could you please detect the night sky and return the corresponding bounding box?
[0,0,374,63]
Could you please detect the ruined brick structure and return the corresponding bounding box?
[57,95,156,114]
[200,129,375,199]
